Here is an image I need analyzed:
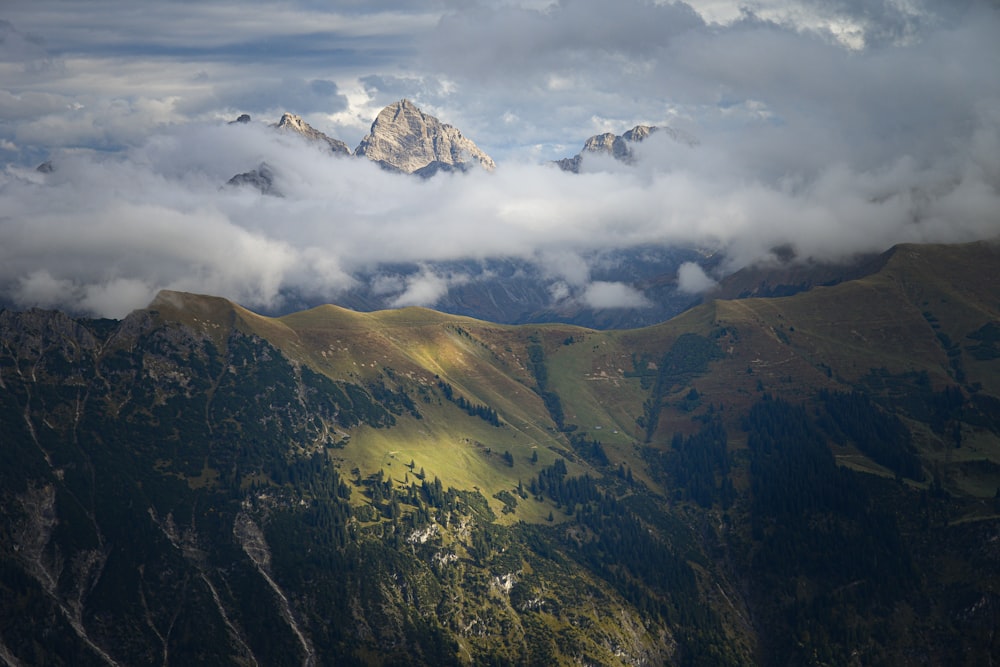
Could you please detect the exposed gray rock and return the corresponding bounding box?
[274,112,352,155]
[226,162,281,196]
[355,99,495,174]
[413,160,473,179]
[556,124,693,172]
[229,113,252,124]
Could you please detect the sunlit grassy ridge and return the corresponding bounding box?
[243,303,598,515]
[150,240,1000,507]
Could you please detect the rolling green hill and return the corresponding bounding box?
[1,240,999,665]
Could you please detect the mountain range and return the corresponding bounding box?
[554,124,695,173]
[32,100,817,330]
[216,101,831,329]
[2,239,999,665]
[226,99,495,178]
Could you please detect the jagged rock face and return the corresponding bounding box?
[583,132,628,159]
[556,125,656,172]
[621,125,654,143]
[556,124,694,173]
[226,162,281,196]
[355,99,495,173]
[413,160,472,179]
[275,112,352,155]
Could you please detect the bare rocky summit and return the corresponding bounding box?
[274,113,352,155]
[226,162,280,196]
[355,99,495,174]
[556,124,693,172]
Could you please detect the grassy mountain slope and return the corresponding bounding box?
[1,240,999,665]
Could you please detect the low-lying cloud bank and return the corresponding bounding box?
[1,109,996,319]
[1,1,998,318]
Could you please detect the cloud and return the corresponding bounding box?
[387,266,469,308]
[0,1,997,319]
[0,19,52,66]
[676,262,718,295]
[580,281,652,309]
[1,100,998,319]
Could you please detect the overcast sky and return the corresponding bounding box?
[1,0,998,317]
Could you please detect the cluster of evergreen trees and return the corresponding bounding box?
[818,389,924,480]
[527,458,599,511]
[436,380,500,426]
[368,378,422,420]
[742,395,915,665]
[666,419,734,508]
[522,457,732,663]
[966,321,1000,360]
[638,333,722,442]
[569,433,610,466]
[526,337,566,430]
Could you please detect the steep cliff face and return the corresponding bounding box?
[355,99,495,173]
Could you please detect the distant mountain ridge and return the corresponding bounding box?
[216,103,724,327]
[556,124,696,173]
[226,100,494,175]
[227,102,699,178]
[35,103,901,330]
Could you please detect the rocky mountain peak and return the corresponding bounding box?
[557,124,693,173]
[621,125,655,143]
[274,113,352,155]
[225,162,280,196]
[355,99,495,174]
[275,112,309,133]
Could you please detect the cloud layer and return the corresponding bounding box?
[1,0,998,318]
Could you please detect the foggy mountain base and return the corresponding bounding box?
[2,0,999,320]
[2,111,998,320]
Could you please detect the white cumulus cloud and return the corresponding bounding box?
[580,281,652,309]
[676,262,718,295]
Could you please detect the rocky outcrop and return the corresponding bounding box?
[226,162,281,196]
[556,124,692,172]
[274,113,352,155]
[413,160,473,179]
[355,99,495,174]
